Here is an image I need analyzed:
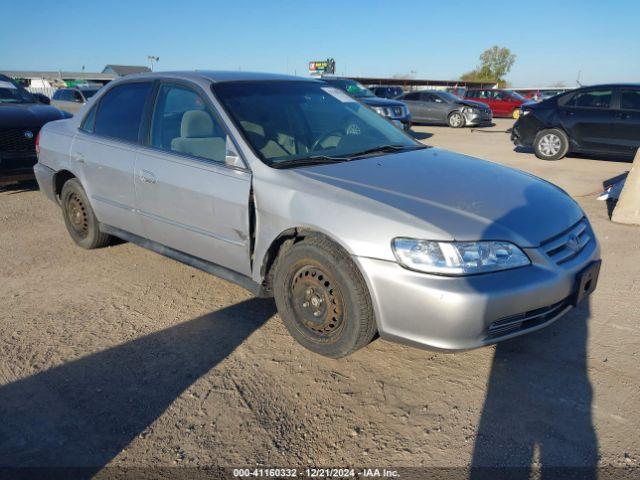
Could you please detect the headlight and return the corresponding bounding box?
[463,107,477,114]
[391,238,530,275]
[373,106,390,117]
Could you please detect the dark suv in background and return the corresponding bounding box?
[512,84,640,160]
[321,77,411,130]
[370,86,404,99]
[0,74,71,184]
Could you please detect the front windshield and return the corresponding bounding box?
[438,91,461,102]
[325,79,375,98]
[81,89,99,99]
[212,81,421,168]
[0,79,34,104]
[506,90,526,101]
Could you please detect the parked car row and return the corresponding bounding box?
[0,74,71,184]
[397,90,492,128]
[34,71,601,357]
[51,86,101,114]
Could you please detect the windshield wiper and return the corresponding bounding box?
[270,155,350,169]
[345,144,426,159]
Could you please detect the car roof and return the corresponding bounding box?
[118,70,319,84]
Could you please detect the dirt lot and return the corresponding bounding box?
[1,119,638,476]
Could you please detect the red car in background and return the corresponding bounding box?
[465,89,527,119]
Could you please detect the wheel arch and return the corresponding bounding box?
[53,169,77,201]
[258,226,357,296]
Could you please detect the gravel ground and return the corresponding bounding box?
[0,119,638,476]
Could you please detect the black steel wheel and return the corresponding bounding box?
[273,235,377,358]
[61,178,111,249]
[290,265,345,340]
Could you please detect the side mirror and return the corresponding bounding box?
[35,93,50,105]
[224,138,245,169]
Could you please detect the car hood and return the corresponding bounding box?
[359,96,405,108]
[456,99,490,109]
[295,148,583,247]
[0,103,70,129]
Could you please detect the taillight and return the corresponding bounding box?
[35,131,41,155]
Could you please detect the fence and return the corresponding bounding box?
[26,86,58,99]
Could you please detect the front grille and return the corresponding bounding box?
[0,128,39,154]
[541,219,591,265]
[391,106,404,117]
[487,298,571,338]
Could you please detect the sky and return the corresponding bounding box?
[2,0,639,87]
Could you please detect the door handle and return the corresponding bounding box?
[139,170,157,184]
[73,152,86,164]
[614,112,632,120]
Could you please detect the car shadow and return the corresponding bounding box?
[470,302,597,479]
[602,171,629,219]
[408,130,433,140]
[513,146,635,163]
[469,186,598,479]
[0,298,276,473]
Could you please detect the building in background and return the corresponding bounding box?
[101,65,151,76]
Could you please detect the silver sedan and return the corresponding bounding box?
[34,71,600,357]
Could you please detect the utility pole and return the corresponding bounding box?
[147,56,159,71]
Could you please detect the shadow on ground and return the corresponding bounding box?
[513,146,635,163]
[471,301,598,479]
[0,298,276,472]
[409,129,433,140]
[470,185,598,479]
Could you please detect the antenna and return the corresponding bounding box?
[576,70,582,87]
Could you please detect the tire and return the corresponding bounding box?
[448,111,465,128]
[273,235,377,358]
[60,178,111,249]
[533,128,570,160]
[512,108,521,120]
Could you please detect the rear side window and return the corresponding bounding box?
[565,89,612,109]
[403,92,421,100]
[621,89,640,110]
[94,82,152,142]
[80,104,97,133]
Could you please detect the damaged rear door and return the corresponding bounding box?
[134,81,252,276]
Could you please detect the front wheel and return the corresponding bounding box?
[273,235,377,358]
[448,111,465,128]
[61,178,111,249]
[533,128,570,160]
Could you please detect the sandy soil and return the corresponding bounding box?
[0,119,638,476]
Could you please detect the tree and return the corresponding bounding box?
[461,46,516,86]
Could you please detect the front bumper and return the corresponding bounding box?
[389,116,412,130]
[354,228,600,351]
[464,110,493,126]
[0,153,37,185]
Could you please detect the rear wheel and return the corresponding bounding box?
[61,178,111,249]
[534,128,569,160]
[273,235,377,358]
[448,111,465,128]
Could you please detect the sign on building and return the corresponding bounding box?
[309,58,335,76]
